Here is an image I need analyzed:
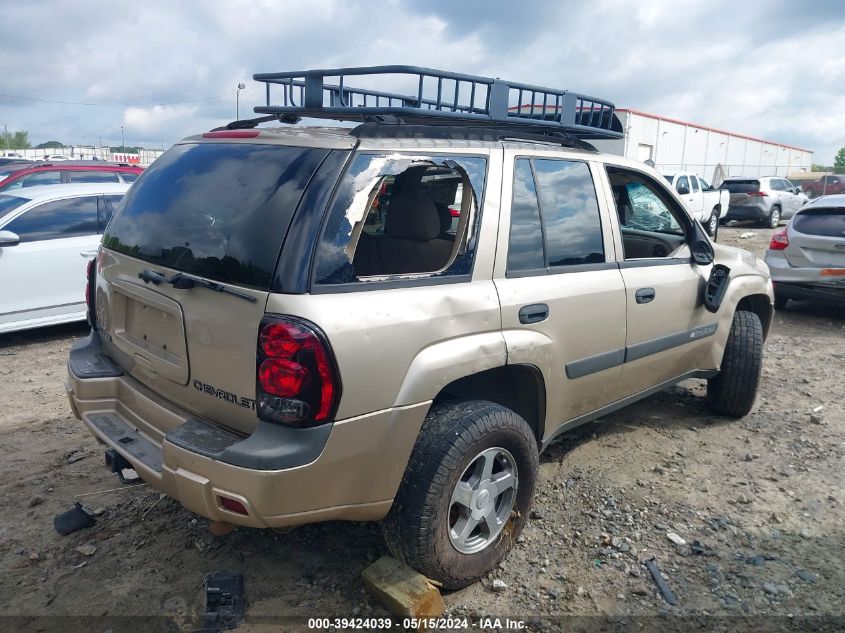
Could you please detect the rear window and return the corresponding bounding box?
[103,142,329,289]
[722,180,760,193]
[792,207,845,237]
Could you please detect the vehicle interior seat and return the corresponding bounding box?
[434,202,455,240]
[612,185,633,226]
[353,194,454,276]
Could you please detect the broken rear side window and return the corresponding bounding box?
[314,153,487,286]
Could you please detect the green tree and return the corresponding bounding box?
[834,146,845,169]
[36,140,66,149]
[0,129,31,150]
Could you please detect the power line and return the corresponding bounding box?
[0,90,238,108]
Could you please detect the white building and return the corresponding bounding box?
[593,109,813,185]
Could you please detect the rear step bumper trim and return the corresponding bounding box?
[88,412,164,472]
[68,331,123,379]
[166,419,331,471]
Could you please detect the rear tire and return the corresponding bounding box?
[707,310,763,417]
[763,205,781,228]
[383,400,538,590]
[706,209,720,239]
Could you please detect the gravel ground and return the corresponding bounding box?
[0,225,842,633]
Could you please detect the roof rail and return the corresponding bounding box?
[252,66,623,140]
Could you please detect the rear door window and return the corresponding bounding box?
[507,160,545,273]
[676,176,690,193]
[690,176,700,193]
[69,170,121,183]
[118,172,139,183]
[770,179,784,191]
[6,170,63,189]
[532,159,604,267]
[507,158,604,274]
[103,143,329,289]
[792,208,845,236]
[4,196,98,242]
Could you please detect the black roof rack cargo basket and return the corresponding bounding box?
[252,65,623,140]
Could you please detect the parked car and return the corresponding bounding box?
[66,67,773,590]
[0,157,32,167]
[800,174,845,198]
[0,182,129,334]
[38,154,70,161]
[663,172,729,237]
[721,176,806,228]
[0,160,142,192]
[765,194,845,308]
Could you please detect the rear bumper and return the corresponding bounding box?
[725,203,768,221]
[66,331,428,528]
[773,281,845,306]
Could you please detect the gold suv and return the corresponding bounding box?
[66,67,773,588]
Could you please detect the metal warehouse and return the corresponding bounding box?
[593,109,813,185]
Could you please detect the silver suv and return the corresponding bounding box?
[66,67,774,589]
[722,176,806,228]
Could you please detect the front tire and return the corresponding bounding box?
[383,400,539,590]
[707,310,763,417]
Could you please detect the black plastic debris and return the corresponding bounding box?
[53,502,96,535]
[645,559,678,606]
[203,571,245,632]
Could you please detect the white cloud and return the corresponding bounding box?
[0,0,842,162]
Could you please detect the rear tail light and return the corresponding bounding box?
[747,191,768,197]
[449,207,460,217]
[769,228,789,251]
[256,316,341,427]
[85,258,96,327]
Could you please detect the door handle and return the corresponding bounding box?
[518,303,549,324]
[80,250,98,257]
[635,288,656,304]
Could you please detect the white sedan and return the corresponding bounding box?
[0,182,129,334]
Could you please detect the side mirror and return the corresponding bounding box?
[0,230,20,247]
[792,187,801,195]
[677,185,690,196]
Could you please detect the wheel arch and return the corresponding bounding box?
[736,293,773,339]
[432,364,546,447]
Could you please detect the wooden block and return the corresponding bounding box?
[361,556,445,620]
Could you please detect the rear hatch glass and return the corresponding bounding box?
[98,142,331,433]
[104,142,329,289]
[721,180,760,193]
[792,207,845,237]
[787,207,845,269]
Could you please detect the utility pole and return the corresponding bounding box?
[121,125,125,153]
[236,83,245,120]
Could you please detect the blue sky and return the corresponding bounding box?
[1,0,843,161]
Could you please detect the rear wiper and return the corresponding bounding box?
[168,272,257,303]
[138,269,256,303]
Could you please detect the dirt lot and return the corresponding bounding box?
[0,225,842,632]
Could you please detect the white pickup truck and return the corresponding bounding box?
[664,172,729,238]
